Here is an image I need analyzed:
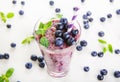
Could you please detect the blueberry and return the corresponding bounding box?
[16,81,21,82]
[80,40,87,47]
[84,24,90,29]
[114,49,120,54]
[25,62,32,69]
[55,8,61,13]
[60,18,68,25]
[6,24,12,29]
[12,0,17,4]
[19,10,24,15]
[56,23,64,30]
[82,14,88,19]
[71,29,79,37]
[55,37,63,46]
[63,32,70,40]
[10,43,16,48]
[0,54,4,59]
[83,66,90,72]
[67,37,76,46]
[39,62,45,68]
[3,53,10,59]
[49,0,54,6]
[114,71,120,78]
[73,7,79,11]
[116,9,120,15]
[100,69,108,76]
[98,31,105,37]
[91,51,97,57]
[107,13,112,18]
[88,18,93,22]
[97,74,104,80]
[81,0,85,3]
[76,45,82,51]
[38,56,44,63]
[83,21,89,24]
[86,11,92,16]
[55,30,63,37]
[98,52,104,57]
[31,55,37,61]
[21,1,25,5]
[100,17,106,22]
[109,0,114,2]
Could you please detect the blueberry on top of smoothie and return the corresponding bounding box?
[60,18,68,25]
[56,23,64,30]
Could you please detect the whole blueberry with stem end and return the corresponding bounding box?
[91,51,97,57]
[83,66,90,72]
[86,11,92,16]
[4,53,10,59]
[19,10,24,15]
[38,56,44,63]
[31,55,37,61]
[114,71,120,78]
[55,37,64,46]
[100,17,106,22]
[80,40,87,47]
[107,13,112,18]
[98,31,105,37]
[25,62,32,69]
[76,45,82,51]
[114,49,120,54]
[39,62,45,68]
[84,24,90,29]
[97,74,104,80]
[98,52,104,57]
[100,69,108,76]
[10,43,16,48]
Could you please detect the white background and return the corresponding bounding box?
[0,0,120,82]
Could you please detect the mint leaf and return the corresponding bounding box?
[5,68,14,78]
[0,12,6,23]
[40,37,49,47]
[22,36,34,44]
[103,47,107,53]
[44,21,52,30]
[36,29,46,35]
[5,78,9,82]
[39,22,44,29]
[6,12,14,19]
[0,77,4,82]
[108,44,113,53]
[56,14,63,18]
[98,39,107,44]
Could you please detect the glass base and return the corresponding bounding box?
[47,70,69,78]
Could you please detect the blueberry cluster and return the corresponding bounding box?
[25,55,45,69]
[82,11,93,29]
[76,40,87,51]
[97,69,108,80]
[0,53,10,60]
[91,51,104,58]
[54,18,79,47]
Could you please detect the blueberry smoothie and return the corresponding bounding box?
[34,17,81,77]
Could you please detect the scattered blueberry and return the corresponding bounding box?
[98,52,104,57]
[67,37,76,46]
[88,18,93,22]
[31,55,37,61]
[80,40,87,47]
[114,49,120,54]
[49,0,54,6]
[39,62,45,68]
[100,17,106,22]
[100,69,108,76]
[91,51,97,57]
[60,18,68,25]
[82,14,88,19]
[86,11,92,16]
[76,45,82,51]
[63,32,70,40]
[98,31,105,37]
[83,66,90,72]
[25,62,32,69]
[84,24,90,29]
[97,74,104,80]
[107,13,112,18]
[71,29,79,37]
[12,0,17,4]
[6,24,12,29]
[109,0,114,3]
[3,53,9,59]
[38,56,44,63]
[114,71,120,78]
[55,30,63,37]
[19,10,24,15]
[81,0,85,3]
[55,8,61,13]
[116,9,120,15]
[10,43,16,48]
[0,54,4,59]
[16,81,21,82]
[21,1,25,5]
[73,7,79,11]
[55,37,64,46]
[83,21,89,24]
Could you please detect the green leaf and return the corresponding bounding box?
[21,36,35,44]
[5,68,14,78]
[56,14,63,18]
[6,12,14,19]
[5,78,9,82]
[21,38,28,44]
[0,77,4,82]
[0,12,6,23]
[36,29,46,35]
[98,39,107,44]
[43,21,52,30]
[40,36,49,47]
[39,22,44,29]
[103,47,107,53]
[108,44,113,53]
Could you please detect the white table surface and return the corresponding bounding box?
[0,0,120,82]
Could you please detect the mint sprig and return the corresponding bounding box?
[0,68,14,82]
[40,36,49,48]
[0,12,14,23]
[22,35,35,44]
[98,39,113,53]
